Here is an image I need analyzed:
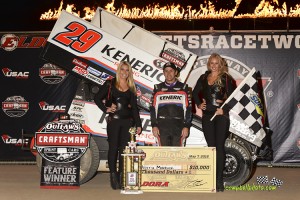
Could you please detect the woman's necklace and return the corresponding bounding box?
[118,82,129,92]
[208,74,218,85]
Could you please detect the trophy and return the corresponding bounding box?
[120,127,145,194]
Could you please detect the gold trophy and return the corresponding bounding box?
[120,127,145,194]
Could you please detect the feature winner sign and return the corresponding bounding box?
[139,147,216,193]
[35,120,90,189]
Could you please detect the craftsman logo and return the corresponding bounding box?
[39,63,67,84]
[2,68,29,79]
[2,96,29,117]
[1,134,29,146]
[1,34,47,51]
[141,181,169,187]
[161,48,186,68]
[36,133,89,146]
[39,101,66,113]
[35,121,90,163]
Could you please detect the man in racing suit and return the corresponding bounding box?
[150,62,192,146]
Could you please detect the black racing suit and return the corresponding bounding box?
[192,71,236,184]
[150,81,192,146]
[94,78,141,173]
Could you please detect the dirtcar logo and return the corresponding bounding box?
[35,121,90,163]
[1,34,47,51]
[39,101,66,113]
[2,68,29,79]
[2,96,29,117]
[39,63,67,84]
[1,134,29,146]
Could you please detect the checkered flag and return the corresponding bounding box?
[211,68,266,146]
[270,177,283,187]
[256,175,269,184]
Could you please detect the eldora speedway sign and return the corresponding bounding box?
[35,120,90,188]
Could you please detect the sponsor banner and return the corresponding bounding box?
[36,120,90,188]
[156,31,300,163]
[40,159,80,189]
[139,146,216,193]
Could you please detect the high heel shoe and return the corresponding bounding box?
[110,172,121,190]
[216,179,224,192]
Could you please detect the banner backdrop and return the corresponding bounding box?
[155,31,300,163]
[1,31,300,163]
[0,32,80,161]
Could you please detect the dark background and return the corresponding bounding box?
[1,0,300,31]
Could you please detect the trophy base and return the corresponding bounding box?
[120,189,143,194]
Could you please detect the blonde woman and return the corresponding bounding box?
[94,61,141,189]
[192,53,236,192]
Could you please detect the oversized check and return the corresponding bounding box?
[139,147,216,193]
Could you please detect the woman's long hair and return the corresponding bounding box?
[207,53,228,86]
[115,61,137,94]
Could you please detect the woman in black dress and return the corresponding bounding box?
[94,61,142,190]
[192,53,236,192]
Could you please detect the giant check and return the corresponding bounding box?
[139,147,216,193]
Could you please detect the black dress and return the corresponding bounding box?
[94,79,141,173]
[192,71,236,186]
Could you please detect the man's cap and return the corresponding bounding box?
[163,62,178,71]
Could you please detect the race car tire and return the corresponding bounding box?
[223,139,253,186]
[36,136,100,185]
